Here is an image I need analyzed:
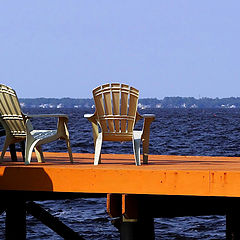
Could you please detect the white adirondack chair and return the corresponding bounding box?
[0,84,73,164]
[84,83,155,166]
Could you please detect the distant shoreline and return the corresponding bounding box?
[19,97,240,109]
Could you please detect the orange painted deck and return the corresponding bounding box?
[1,152,240,197]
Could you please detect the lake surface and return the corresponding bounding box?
[1,108,239,239]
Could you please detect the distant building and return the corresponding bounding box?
[57,104,63,108]
[190,104,198,108]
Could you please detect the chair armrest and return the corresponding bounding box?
[84,113,94,118]
[141,114,155,119]
[26,114,68,120]
[136,112,155,123]
[84,113,98,123]
[24,114,69,133]
[141,113,155,138]
[141,114,155,122]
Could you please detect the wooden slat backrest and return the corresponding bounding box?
[127,87,139,132]
[120,84,129,133]
[0,84,26,136]
[102,84,114,132]
[112,83,120,132]
[93,83,139,138]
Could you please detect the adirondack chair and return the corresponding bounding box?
[0,84,73,164]
[84,83,155,166]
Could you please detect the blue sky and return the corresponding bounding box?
[0,1,239,99]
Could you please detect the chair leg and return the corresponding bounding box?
[25,138,39,165]
[1,138,25,162]
[132,138,141,166]
[20,141,25,161]
[9,144,17,162]
[94,133,102,165]
[1,137,13,160]
[1,141,9,160]
[62,122,73,163]
[65,138,73,163]
[35,145,45,163]
[142,139,150,164]
[142,117,154,164]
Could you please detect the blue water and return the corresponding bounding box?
[1,108,239,239]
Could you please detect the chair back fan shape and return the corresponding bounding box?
[93,83,139,141]
[0,85,26,137]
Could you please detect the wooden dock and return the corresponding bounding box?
[1,152,240,239]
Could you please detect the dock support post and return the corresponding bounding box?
[107,194,155,240]
[5,197,26,240]
[120,216,155,240]
[121,195,155,240]
[226,206,240,240]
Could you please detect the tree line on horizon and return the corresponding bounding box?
[19,97,240,109]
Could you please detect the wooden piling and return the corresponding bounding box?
[226,203,240,240]
[108,194,155,239]
[5,197,26,240]
[120,216,155,240]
